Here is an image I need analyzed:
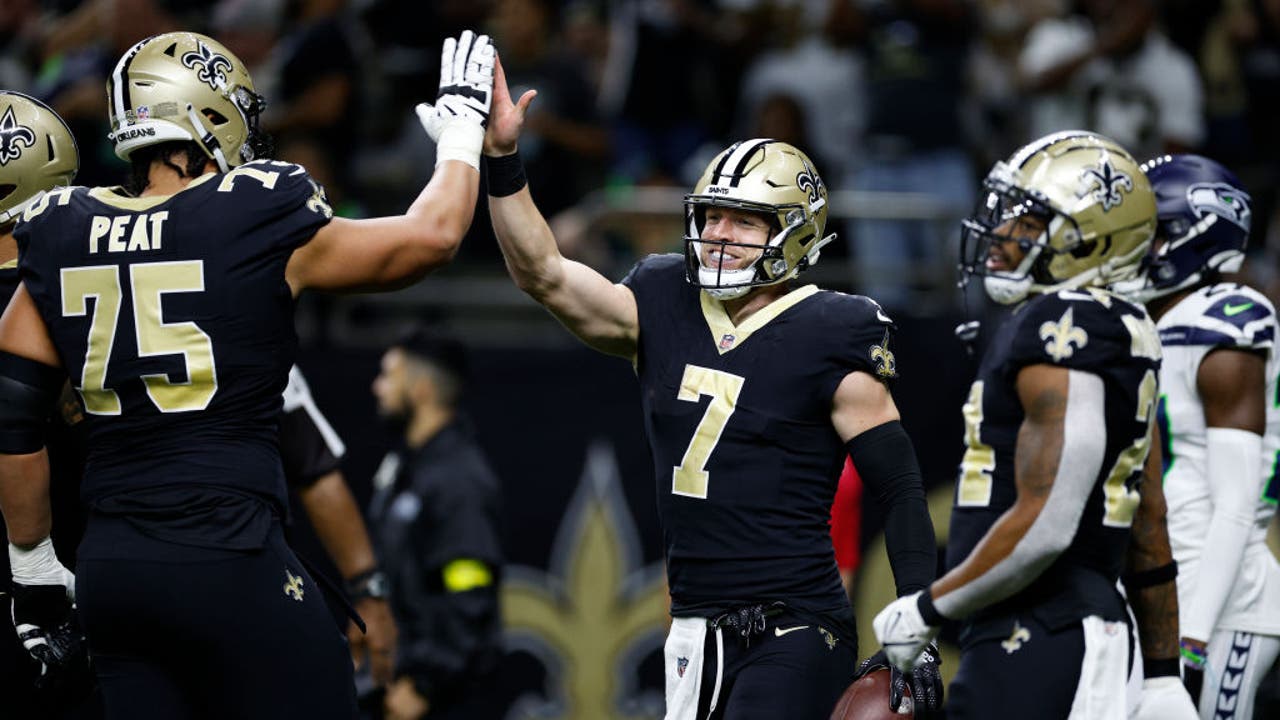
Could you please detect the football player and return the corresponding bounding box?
[873,131,1164,718]
[1116,154,1280,720]
[0,90,92,719]
[482,60,941,719]
[0,29,490,719]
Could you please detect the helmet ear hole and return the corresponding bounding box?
[0,185,14,203]
[202,108,228,126]
[1070,237,1100,259]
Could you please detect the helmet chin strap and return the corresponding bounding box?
[186,104,230,172]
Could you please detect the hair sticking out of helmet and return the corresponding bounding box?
[1110,154,1251,304]
[683,139,835,300]
[958,130,1156,305]
[106,31,270,173]
[0,91,78,225]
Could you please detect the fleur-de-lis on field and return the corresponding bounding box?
[1082,157,1133,212]
[870,344,896,378]
[1039,307,1089,361]
[0,105,36,166]
[182,41,233,91]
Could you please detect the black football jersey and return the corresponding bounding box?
[623,254,897,617]
[14,161,332,511]
[946,288,1161,634]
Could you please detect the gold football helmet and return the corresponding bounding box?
[107,31,269,172]
[0,91,78,225]
[960,131,1156,304]
[684,139,835,299]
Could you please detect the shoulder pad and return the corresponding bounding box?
[621,252,683,289]
[1009,289,1159,370]
[1160,284,1276,349]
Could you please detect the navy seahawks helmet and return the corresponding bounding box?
[1117,154,1252,302]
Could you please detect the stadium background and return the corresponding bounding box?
[3,0,1279,717]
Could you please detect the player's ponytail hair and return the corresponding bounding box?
[126,140,213,196]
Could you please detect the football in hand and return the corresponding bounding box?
[829,668,913,720]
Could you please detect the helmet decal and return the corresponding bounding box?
[0,105,35,166]
[181,40,233,92]
[796,160,823,207]
[1081,157,1133,212]
[1186,182,1250,230]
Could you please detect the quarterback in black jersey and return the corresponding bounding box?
[0,29,492,720]
[874,131,1182,718]
[483,62,939,719]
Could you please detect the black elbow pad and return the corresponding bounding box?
[0,351,64,453]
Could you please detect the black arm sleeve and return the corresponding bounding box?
[846,420,937,595]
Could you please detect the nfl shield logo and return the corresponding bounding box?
[136,106,150,120]
[719,334,735,349]
[677,657,689,678]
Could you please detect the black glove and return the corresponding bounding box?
[857,643,944,718]
[11,582,89,690]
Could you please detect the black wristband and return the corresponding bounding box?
[917,589,947,626]
[484,151,527,197]
[1144,657,1180,679]
[345,568,389,600]
[1122,560,1178,592]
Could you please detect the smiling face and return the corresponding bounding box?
[698,205,773,272]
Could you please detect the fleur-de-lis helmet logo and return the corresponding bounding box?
[181,40,234,91]
[0,105,36,166]
[1082,156,1134,212]
[795,157,824,207]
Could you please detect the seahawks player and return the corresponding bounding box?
[873,131,1165,718]
[483,61,940,719]
[0,29,490,719]
[1116,154,1280,720]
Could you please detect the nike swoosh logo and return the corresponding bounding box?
[1224,302,1255,316]
[774,625,809,637]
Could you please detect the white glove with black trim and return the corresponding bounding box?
[9,538,87,689]
[415,29,495,170]
[873,591,941,671]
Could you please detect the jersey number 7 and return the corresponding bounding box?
[672,364,745,499]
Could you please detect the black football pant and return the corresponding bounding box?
[694,608,858,720]
[947,615,1085,719]
[75,524,357,720]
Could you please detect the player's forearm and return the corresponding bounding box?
[1125,459,1181,663]
[1184,428,1263,641]
[0,450,53,546]
[403,160,480,260]
[489,187,566,299]
[299,471,379,579]
[933,370,1105,619]
[847,421,936,594]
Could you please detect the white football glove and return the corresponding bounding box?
[416,29,495,170]
[1130,677,1198,720]
[872,591,941,672]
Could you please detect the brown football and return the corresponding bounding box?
[829,668,913,720]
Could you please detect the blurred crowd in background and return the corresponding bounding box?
[2,0,1278,325]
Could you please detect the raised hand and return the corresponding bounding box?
[483,54,537,158]
[415,30,496,169]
